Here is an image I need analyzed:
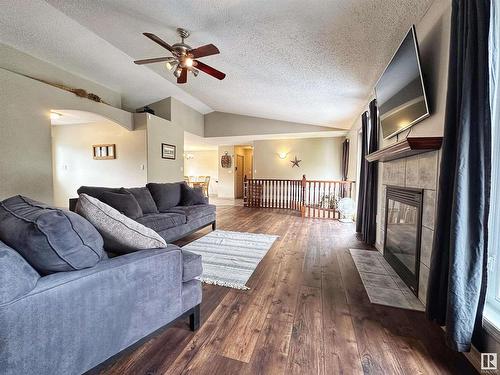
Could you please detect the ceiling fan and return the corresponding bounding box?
[134,28,226,84]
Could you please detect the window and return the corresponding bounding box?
[484,0,500,334]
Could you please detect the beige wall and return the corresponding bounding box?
[205,111,337,137]
[380,0,450,149]
[0,67,130,204]
[147,97,204,137]
[217,146,235,198]
[253,138,343,180]
[184,150,219,196]
[51,121,147,208]
[140,113,185,183]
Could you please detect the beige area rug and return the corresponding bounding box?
[182,230,278,290]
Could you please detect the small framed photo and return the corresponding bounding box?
[93,144,116,160]
[162,143,176,160]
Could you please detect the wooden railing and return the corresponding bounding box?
[244,175,355,219]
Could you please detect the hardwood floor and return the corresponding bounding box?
[99,207,477,375]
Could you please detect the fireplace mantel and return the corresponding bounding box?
[366,137,443,163]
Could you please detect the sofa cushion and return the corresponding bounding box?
[100,191,143,219]
[122,187,159,215]
[136,213,187,233]
[180,183,208,206]
[0,240,40,303]
[0,195,106,275]
[77,186,121,201]
[76,194,167,254]
[181,250,202,282]
[146,182,182,212]
[169,204,216,221]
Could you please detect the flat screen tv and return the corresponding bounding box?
[376,25,429,140]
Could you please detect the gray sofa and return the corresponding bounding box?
[0,195,203,375]
[72,182,216,243]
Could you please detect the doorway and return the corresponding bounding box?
[236,154,245,198]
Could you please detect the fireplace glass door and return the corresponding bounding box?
[386,200,418,274]
[384,187,423,295]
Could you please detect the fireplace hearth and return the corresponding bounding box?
[384,186,424,295]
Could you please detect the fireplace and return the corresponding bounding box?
[384,186,424,295]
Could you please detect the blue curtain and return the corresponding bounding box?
[356,100,379,244]
[426,0,492,352]
[356,112,368,233]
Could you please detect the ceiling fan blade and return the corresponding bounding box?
[143,32,175,53]
[177,68,188,84]
[134,57,172,65]
[193,61,226,80]
[189,44,220,58]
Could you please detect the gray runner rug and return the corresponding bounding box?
[182,230,278,290]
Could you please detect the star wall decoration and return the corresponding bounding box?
[290,156,302,167]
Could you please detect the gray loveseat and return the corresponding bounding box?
[72,182,216,243]
[0,195,203,375]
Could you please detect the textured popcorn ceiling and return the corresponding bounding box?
[0,0,433,128]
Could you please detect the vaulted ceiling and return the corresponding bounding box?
[0,0,433,129]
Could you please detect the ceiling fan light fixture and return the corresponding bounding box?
[165,58,177,70]
[136,29,226,84]
[173,65,183,78]
[184,57,193,68]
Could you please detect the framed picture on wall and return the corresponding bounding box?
[93,144,116,160]
[162,143,176,160]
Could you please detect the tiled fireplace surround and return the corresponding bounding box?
[375,150,440,306]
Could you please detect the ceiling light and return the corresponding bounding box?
[184,57,193,68]
[173,65,182,78]
[191,68,199,77]
[50,112,62,120]
[278,152,288,159]
[165,59,177,71]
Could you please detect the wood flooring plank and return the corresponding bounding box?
[242,317,294,375]
[286,286,324,375]
[337,249,405,375]
[321,223,363,375]
[266,219,305,322]
[218,229,283,362]
[302,220,322,288]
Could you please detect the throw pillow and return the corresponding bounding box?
[123,187,159,214]
[0,195,106,275]
[146,182,182,212]
[100,191,143,219]
[180,183,207,206]
[76,194,167,253]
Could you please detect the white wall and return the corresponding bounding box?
[0,43,122,108]
[217,146,235,198]
[51,121,147,207]
[253,137,344,180]
[184,150,219,195]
